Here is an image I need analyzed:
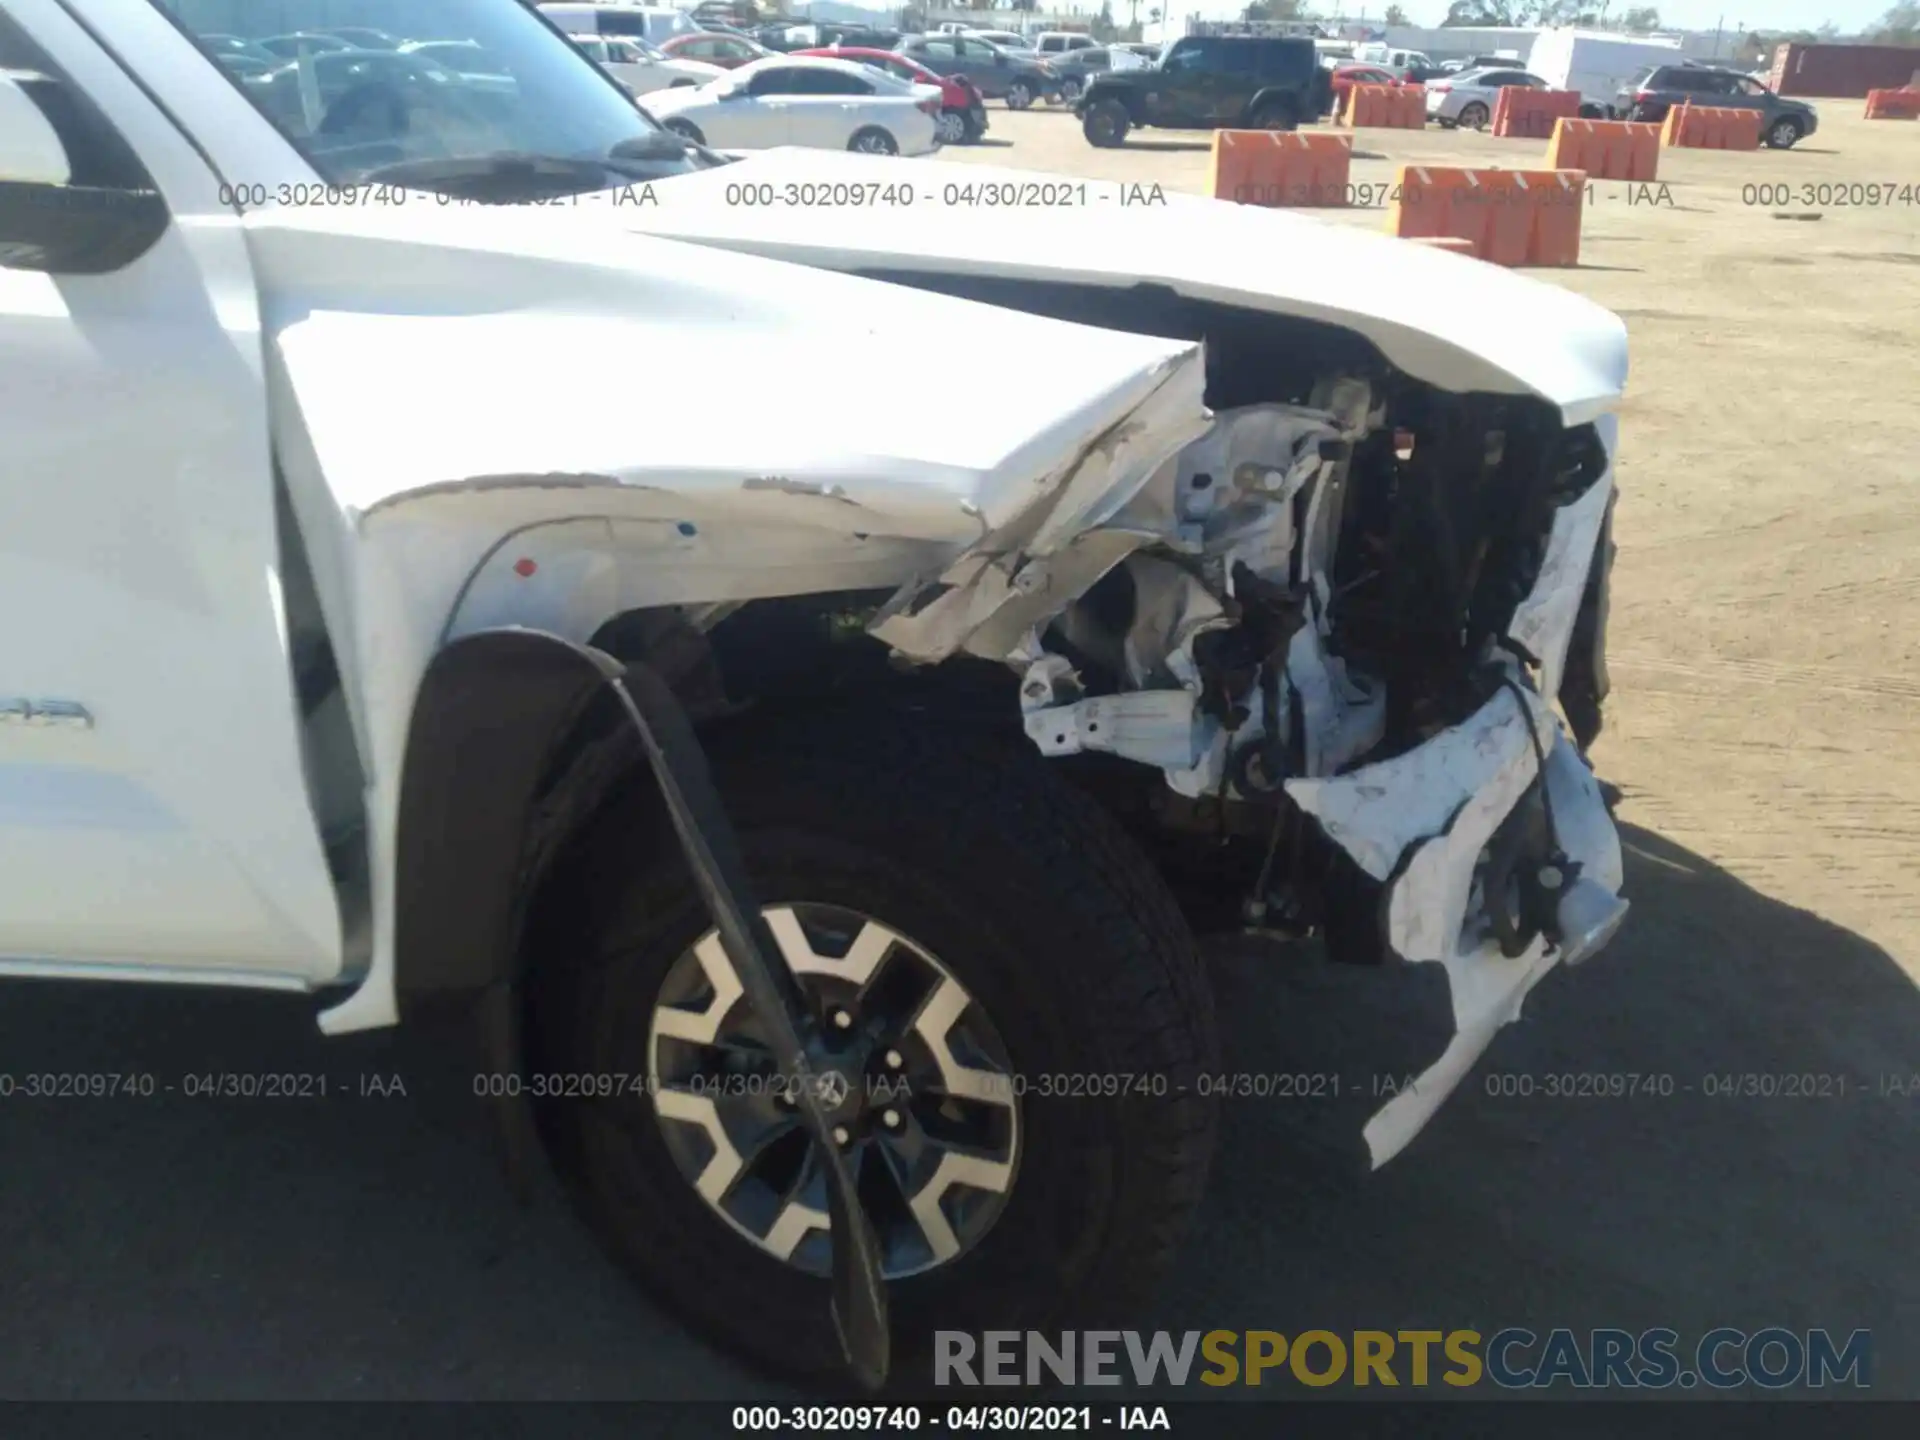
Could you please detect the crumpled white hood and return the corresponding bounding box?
[616,148,1630,425]
[247,201,1203,539]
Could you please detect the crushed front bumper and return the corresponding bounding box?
[869,368,1627,1169]
[1289,681,1627,1166]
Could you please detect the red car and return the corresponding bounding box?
[659,32,768,69]
[794,45,989,144]
[1329,63,1408,103]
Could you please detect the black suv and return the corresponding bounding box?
[1076,34,1333,147]
[1614,64,1817,148]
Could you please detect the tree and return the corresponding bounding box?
[1444,0,1515,25]
[1621,5,1660,28]
[1244,1,1306,19]
[1094,0,1117,40]
[1872,2,1920,42]
[1384,3,1410,21]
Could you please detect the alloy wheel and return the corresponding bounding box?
[647,904,1022,1280]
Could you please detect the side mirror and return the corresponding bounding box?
[0,72,168,275]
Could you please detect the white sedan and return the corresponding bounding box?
[1425,66,1547,129]
[641,55,942,155]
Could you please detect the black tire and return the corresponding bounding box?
[1059,77,1083,105]
[1082,99,1129,147]
[526,712,1220,1392]
[1246,100,1297,131]
[1005,80,1035,110]
[1765,115,1803,149]
[848,126,899,155]
[1458,100,1489,130]
[663,118,705,146]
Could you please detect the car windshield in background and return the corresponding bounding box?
[147,0,706,192]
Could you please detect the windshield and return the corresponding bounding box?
[148,0,707,191]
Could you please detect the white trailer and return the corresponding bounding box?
[1528,29,1687,110]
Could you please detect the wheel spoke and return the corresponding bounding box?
[652,1088,746,1205]
[911,976,1014,1107]
[766,907,896,986]
[907,1150,1016,1264]
[651,933,743,1046]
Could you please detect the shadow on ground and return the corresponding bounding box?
[1,824,1913,1399]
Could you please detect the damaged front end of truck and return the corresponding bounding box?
[260,199,1627,1177]
[865,363,1625,1168]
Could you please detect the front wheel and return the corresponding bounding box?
[526,713,1220,1387]
[1082,98,1130,147]
[1765,115,1803,149]
[936,109,968,145]
[1059,77,1083,105]
[848,126,899,155]
[1005,80,1035,110]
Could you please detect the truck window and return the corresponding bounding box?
[144,0,695,189]
[1161,40,1206,72]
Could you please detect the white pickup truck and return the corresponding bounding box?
[1,0,1628,1394]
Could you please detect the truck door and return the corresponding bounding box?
[1149,37,1212,124]
[0,2,342,985]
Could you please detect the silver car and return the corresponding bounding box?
[1426,65,1546,129]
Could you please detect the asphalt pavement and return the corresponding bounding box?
[1,823,1914,1401]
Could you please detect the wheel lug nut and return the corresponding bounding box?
[831,1009,853,1030]
[882,1109,901,1129]
[885,1049,903,1069]
[832,1125,851,1146]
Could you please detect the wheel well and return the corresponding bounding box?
[391,597,1022,1011]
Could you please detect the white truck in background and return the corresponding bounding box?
[1527,28,1687,113]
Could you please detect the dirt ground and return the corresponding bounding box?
[1,109,1915,1403]
[942,106,1920,982]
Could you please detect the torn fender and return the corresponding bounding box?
[238,204,1215,1029]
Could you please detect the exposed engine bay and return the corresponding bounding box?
[864,375,1627,1166]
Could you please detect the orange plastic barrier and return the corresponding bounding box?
[1490,87,1584,139]
[1210,129,1355,208]
[1865,87,1920,119]
[1659,103,1762,150]
[1343,83,1425,129]
[1547,118,1661,182]
[1385,165,1586,267]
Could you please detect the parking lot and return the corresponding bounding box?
[3,89,1916,1402]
